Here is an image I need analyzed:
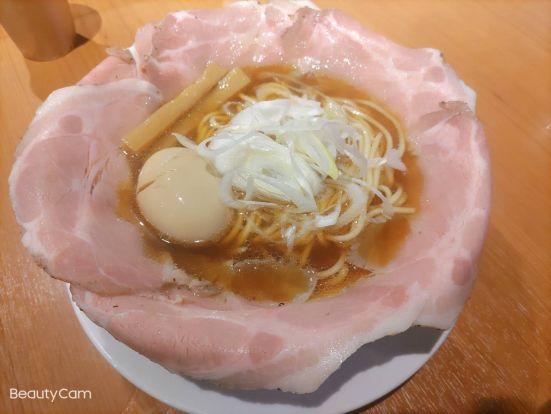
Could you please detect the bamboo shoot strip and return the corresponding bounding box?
[122,63,228,153]
[170,67,251,143]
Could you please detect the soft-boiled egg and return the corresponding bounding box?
[136,147,231,244]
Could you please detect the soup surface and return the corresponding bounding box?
[117,65,422,303]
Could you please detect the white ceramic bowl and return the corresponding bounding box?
[68,286,450,413]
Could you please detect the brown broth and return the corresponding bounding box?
[117,159,311,303]
[355,151,422,268]
[117,65,422,303]
[310,152,422,299]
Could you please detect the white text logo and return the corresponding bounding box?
[9,388,92,403]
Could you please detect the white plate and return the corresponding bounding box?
[68,287,450,414]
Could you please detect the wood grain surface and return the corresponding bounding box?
[1,1,550,413]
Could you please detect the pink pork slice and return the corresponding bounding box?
[10,1,490,393]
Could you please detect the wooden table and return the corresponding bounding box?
[1,1,549,413]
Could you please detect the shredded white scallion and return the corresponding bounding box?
[180,71,413,282]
